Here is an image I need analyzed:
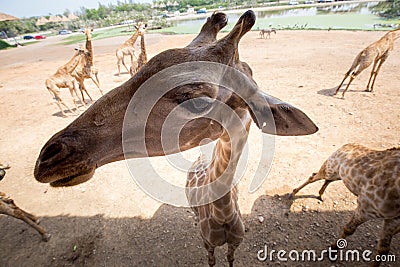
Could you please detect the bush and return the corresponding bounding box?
[0,39,13,50]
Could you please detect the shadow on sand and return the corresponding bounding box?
[1,194,398,266]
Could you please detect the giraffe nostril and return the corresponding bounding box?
[41,143,64,162]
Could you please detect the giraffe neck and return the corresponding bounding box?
[85,33,93,65]
[208,119,250,212]
[125,31,140,46]
[140,34,147,60]
[61,51,83,73]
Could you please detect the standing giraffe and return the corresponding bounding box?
[186,112,250,266]
[115,22,146,76]
[0,165,51,242]
[45,46,89,116]
[130,24,148,76]
[290,143,400,267]
[335,28,400,98]
[72,28,102,103]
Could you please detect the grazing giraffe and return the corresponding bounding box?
[72,28,102,103]
[335,28,400,98]
[259,28,276,39]
[290,143,400,267]
[115,22,146,76]
[45,46,89,116]
[130,24,148,76]
[186,114,251,266]
[0,164,51,242]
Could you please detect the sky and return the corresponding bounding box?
[1,0,152,18]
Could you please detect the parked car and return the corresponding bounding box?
[196,8,207,14]
[23,35,34,40]
[304,0,314,3]
[34,35,46,39]
[289,0,299,5]
[59,30,72,35]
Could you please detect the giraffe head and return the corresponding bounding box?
[84,28,93,39]
[134,22,147,36]
[34,10,318,187]
[74,44,90,57]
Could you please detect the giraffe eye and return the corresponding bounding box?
[182,97,214,114]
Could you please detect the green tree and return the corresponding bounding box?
[380,0,400,18]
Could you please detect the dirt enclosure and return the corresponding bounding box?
[0,29,399,266]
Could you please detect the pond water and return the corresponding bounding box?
[156,2,399,34]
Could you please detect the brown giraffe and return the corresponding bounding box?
[72,28,102,103]
[130,26,148,76]
[116,22,146,76]
[335,28,400,98]
[290,143,400,267]
[45,46,89,116]
[34,11,318,189]
[0,164,51,242]
[186,115,251,266]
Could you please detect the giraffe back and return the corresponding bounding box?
[327,144,400,218]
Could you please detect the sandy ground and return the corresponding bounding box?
[0,29,399,266]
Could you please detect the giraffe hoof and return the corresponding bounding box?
[316,196,323,202]
[42,233,51,242]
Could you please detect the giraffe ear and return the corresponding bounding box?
[248,91,318,136]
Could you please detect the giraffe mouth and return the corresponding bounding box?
[49,168,95,187]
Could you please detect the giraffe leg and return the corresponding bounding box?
[368,54,388,93]
[117,61,121,76]
[80,80,93,103]
[371,218,400,267]
[91,71,103,95]
[290,172,324,198]
[317,180,334,201]
[330,207,368,252]
[227,243,239,267]
[0,197,51,242]
[116,54,124,76]
[204,241,216,266]
[72,80,86,107]
[341,72,358,99]
[76,80,86,104]
[366,58,380,92]
[122,57,130,73]
[53,90,72,116]
[335,71,350,95]
[68,84,81,114]
[340,207,368,240]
